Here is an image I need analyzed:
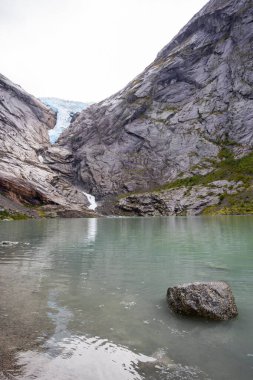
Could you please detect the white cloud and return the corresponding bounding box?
[0,0,208,102]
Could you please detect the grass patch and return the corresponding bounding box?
[36,208,47,218]
[202,190,253,215]
[118,149,253,217]
[157,149,253,192]
[0,210,29,220]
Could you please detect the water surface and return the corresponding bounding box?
[0,217,253,379]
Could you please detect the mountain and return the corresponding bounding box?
[55,0,253,215]
[0,74,95,219]
[1,0,253,217]
[40,98,90,143]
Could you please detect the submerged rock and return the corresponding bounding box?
[167,281,238,320]
[0,241,19,246]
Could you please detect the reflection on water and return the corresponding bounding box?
[18,335,156,380]
[15,296,207,380]
[17,295,156,380]
[0,217,253,379]
[17,334,211,380]
[87,218,97,242]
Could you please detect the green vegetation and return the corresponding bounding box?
[156,148,253,214]
[119,148,253,215]
[158,147,253,215]
[158,148,253,192]
[0,210,29,221]
[203,190,253,215]
[36,208,46,218]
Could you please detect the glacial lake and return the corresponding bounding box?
[0,217,253,380]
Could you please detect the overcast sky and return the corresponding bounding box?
[0,0,208,102]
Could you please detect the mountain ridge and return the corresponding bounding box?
[56,0,253,205]
[0,74,96,219]
[1,0,253,218]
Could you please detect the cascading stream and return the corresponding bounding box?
[83,192,97,210]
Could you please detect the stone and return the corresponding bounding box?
[1,0,253,217]
[0,73,94,217]
[167,281,238,320]
[117,181,244,216]
[0,241,19,246]
[56,0,253,199]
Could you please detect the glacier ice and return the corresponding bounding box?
[40,97,91,143]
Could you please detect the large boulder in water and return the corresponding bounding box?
[167,281,238,320]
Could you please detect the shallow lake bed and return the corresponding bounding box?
[0,216,253,379]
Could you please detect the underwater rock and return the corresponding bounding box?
[0,241,19,246]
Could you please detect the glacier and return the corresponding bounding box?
[40,97,91,143]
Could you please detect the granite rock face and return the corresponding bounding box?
[0,74,93,217]
[167,281,238,320]
[58,0,253,197]
[117,181,244,216]
[1,0,253,217]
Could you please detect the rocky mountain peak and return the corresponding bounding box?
[57,0,253,197]
[1,0,253,218]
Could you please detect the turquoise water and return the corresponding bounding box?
[0,217,253,379]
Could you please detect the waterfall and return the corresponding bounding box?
[83,192,97,210]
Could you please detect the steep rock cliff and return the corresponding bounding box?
[57,0,253,199]
[0,74,93,217]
